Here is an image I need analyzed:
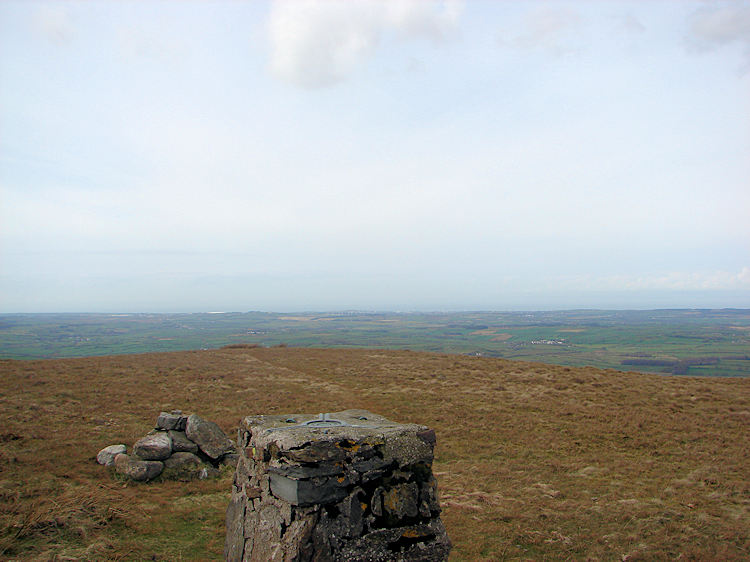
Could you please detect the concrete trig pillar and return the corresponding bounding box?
[225,409,451,561]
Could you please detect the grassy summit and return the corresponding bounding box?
[1,347,748,560]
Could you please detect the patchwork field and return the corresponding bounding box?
[1,347,748,560]
[2,309,750,377]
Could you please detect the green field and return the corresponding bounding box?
[1,309,749,376]
[0,309,750,376]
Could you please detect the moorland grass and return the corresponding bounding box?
[0,347,748,560]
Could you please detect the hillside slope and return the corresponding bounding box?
[1,347,748,560]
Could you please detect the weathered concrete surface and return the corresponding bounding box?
[225,409,450,561]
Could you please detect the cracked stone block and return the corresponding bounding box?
[224,409,450,561]
[269,472,353,506]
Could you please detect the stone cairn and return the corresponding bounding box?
[225,409,451,561]
[96,410,237,482]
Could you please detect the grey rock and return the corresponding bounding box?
[96,444,126,466]
[185,413,234,459]
[156,411,182,430]
[162,452,219,481]
[420,475,441,516]
[337,520,452,562]
[162,452,196,477]
[219,452,240,467]
[234,454,255,488]
[277,511,317,561]
[371,486,384,517]
[353,456,391,483]
[361,468,387,483]
[163,451,201,468]
[311,512,337,556]
[268,461,344,480]
[224,493,246,562]
[250,504,284,561]
[351,456,390,473]
[133,432,172,460]
[241,500,258,557]
[336,487,365,538]
[280,440,346,463]
[416,428,436,447]
[168,430,199,454]
[382,482,419,521]
[114,453,163,482]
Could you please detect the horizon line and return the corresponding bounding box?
[2,307,750,315]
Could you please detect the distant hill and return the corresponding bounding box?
[1,347,748,559]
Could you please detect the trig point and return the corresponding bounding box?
[225,409,451,561]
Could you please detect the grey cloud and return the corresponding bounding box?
[687,3,750,67]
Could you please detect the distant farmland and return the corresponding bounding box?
[1,309,749,376]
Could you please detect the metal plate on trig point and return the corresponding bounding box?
[267,413,354,432]
[302,413,347,427]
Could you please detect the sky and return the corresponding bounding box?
[1,0,749,313]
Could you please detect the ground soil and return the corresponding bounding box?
[1,346,748,560]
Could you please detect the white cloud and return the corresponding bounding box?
[383,0,463,40]
[267,0,463,88]
[687,3,750,67]
[501,5,584,55]
[33,5,74,44]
